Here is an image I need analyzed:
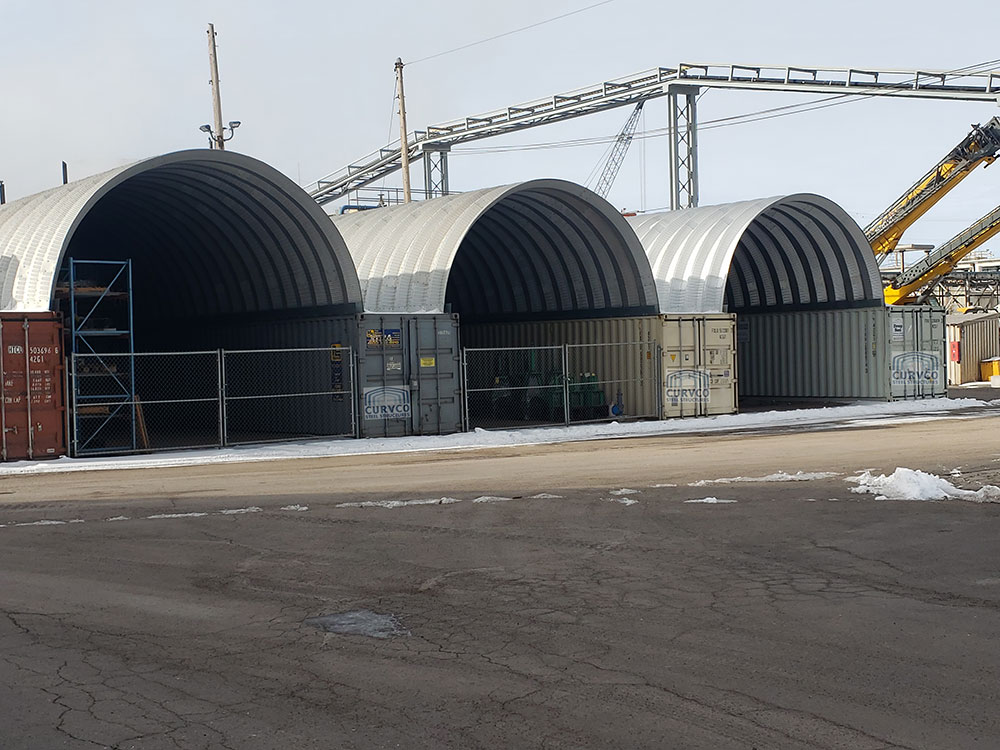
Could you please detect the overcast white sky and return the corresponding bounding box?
[3,0,999,249]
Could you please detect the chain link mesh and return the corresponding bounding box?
[72,352,220,455]
[223,347,354,445]
[463,346,566,429]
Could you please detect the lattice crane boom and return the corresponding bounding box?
[593,102,644,199]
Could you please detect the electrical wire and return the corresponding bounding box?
[408,0,618,66]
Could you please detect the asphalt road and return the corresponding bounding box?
[2,416,1000,749]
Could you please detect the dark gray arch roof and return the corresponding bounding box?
[626,194,883,313]
[332,179,659,318]
[0,150,362,314]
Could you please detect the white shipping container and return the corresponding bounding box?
[887,306,946,399]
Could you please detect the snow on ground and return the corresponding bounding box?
[684,498,737,504]
[847,468,1000,503]
[605,497,639,506]
[0,397,994,476]
[689,471,839,486]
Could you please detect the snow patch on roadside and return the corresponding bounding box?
[146,512,209,519]
[609,488,640,496]
[0,398,989,476]
[690,471,839,486]
[684,497,737,504]
[336,497,461,509]
[606,497,639,506]
[280,504,309,512]
[218,507,262,515]
[15,519,66,526]
[472,496,511,504]
[847,468,1000,503]
[529,493,562,499]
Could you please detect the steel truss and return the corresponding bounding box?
[308,62,1000,208]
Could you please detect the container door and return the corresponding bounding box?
[703,317,738,415]
[407,316,463,435]
[357,316,409,439]
[0,317,66,461]
[888,307,946,400]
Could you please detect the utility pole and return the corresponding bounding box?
[207,23,225,150]
[395,58,412,203]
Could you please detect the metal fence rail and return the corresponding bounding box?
[70,347,355,456]
[463,342,660,430]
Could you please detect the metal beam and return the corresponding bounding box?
[307,62,1000,206]
[668,85,699,209]
[422,144,450,198]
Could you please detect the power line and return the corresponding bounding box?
[408,0,618,65]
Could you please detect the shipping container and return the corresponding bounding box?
[0,312,66,460]
[460,314,737,421]
[887,306,946,399]
[737,306,945,402]
[946,311,1000,385]
[357,314,463,438]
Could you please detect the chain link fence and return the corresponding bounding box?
[463,342,660,430]
[70,347,355,456]
[223,347,355,445]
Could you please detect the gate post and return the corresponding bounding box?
[562,345,570,426]
[217,349,227,447]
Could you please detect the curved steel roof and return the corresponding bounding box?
[332,179,659,319]
[0,150,362,315]
[627,194,883,313]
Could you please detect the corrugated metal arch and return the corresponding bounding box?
[332,180,659,320]
[626,194,883,313]
[0,150,363,315]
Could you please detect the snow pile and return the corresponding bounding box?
[472,496,511,504]
[684,497,737,504]
[529,493,562,499]
[606,497,639,506]
[336,497,461,509]
[609,488,640,496]
[690,471,838,486]
[847,468,1000,503]
[0,397,991,476]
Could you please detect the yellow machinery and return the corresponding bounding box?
[865,117,1000,304]
[865,118,1000,259]
[883,204,1000,304]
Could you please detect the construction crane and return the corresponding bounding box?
[884,203,1000,304]
[592,102,644,199]
[865,117,1000,257]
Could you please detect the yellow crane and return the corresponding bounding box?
[865,118,1000,259]
[883,204,1000,304]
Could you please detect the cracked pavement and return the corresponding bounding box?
[2,416,1000,748]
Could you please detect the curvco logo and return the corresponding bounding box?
[665,369,711,404]
[363,386,411,420]
[891,352,941,386]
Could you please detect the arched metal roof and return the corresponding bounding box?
[332,179,659,319]
[626,194,883,314]
[0,150,362,316]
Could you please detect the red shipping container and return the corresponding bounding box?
[0,312,66,460]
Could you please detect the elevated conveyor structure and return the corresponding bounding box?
[308,63,1000,210]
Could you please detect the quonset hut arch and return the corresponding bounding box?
[0,149,362,329]
[0,150,364,451]
[332,179,659,321]
[626,194,883,314]
[627,195,887,401]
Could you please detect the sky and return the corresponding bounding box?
[2,0,999,253]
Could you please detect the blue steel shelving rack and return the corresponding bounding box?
[67,259,136,455]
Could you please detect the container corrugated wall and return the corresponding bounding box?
[737,308,888,400]
[660,314,737,418]
[947,313,1000,384]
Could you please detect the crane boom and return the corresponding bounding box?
[884,203,1000,304]
[865,118,1000,257]
[593,102,644,199]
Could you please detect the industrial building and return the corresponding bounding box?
[0,151,949,460]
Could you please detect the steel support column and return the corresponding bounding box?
[423,145,451,198]
[667,85,699,210]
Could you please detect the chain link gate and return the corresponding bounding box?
[462,342,660,431]
[70,347,355,456]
